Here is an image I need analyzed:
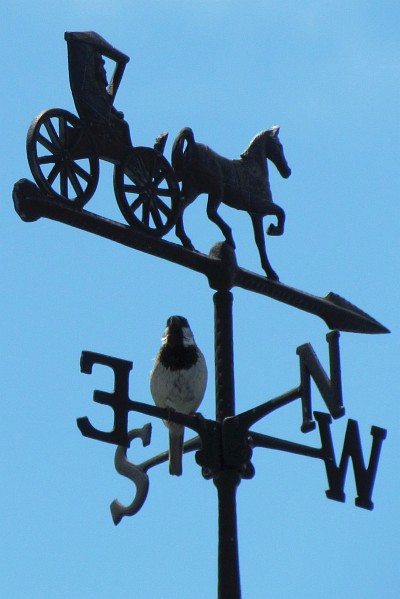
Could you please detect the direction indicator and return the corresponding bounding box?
[13,178,388,335]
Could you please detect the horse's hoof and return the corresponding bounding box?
[267,224,282,236]
[179,238,195,251]
[265,270,279,281]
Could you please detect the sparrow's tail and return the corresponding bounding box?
[168,422,184,476]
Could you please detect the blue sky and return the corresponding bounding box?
[1,2,399,598]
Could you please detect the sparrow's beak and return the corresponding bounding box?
[163,315,192,347]
[164,317,182,347]
[168,315,183,328]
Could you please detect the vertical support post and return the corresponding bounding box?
[213,288,241,599]
[214,289,235,420]
[215,469,242,599]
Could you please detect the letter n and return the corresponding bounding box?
[296,330,344,432]
[315,411,387,510]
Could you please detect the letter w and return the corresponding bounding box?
[315,411,387,510]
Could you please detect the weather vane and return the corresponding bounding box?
[13,31,388,599]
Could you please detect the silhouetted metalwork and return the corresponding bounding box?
[171,126,290,279]
[12,179,389,336]
[75,256,387,517]
[22,30,293,280]
[26,31,181,238]
[75,251,387,599]
[13,32,390,599]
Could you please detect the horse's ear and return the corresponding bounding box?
[271,125,280,137]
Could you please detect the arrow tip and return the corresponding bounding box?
[324,292,390,334]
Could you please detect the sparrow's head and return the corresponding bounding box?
[162,315,195,349]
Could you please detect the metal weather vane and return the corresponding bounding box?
[13,32,388,599]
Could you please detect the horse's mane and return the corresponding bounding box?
[240,130,274,160]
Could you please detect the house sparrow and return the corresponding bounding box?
[150,315,207,476]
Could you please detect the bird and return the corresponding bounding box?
[150,315,207,476]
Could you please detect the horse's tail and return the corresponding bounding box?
[171,127,195,181]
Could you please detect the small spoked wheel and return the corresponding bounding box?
[114,147,181,236]
[26,108,99,207]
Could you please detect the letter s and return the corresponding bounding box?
[110,424,152,525]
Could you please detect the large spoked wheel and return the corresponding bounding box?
[26,108,99,207]
[114,147,181,237]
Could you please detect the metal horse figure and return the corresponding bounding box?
[172,126,291,280]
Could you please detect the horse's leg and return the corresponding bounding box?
[207,192,236,248]
[175,188,196,250]
[250,214,279,280]
[266,203,286,236]
[175,214,195,250]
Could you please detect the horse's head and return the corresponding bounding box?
[242,127,291,179]
[265,126,291,179]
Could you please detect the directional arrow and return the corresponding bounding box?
[235,268,389,334]
[13,178,389,335]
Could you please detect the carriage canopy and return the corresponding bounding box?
[64,31,131,145]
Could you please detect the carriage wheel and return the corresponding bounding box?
[26,108,99,207]
[114,147,181,236]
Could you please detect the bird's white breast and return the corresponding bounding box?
[150,351,207,414]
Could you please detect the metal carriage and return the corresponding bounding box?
[26,31,181,237]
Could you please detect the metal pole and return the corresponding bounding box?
[213,289,241,599]
[215,469,241,599]
[214,289,235,420]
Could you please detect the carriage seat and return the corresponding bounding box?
[65,31,132,149]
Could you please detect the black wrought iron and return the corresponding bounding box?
[22,30,295,280]
[13,180,389,599]
[12,180,389,336]
[171,126,291,280]
[25,31,182,238]
[13,32,389,599]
